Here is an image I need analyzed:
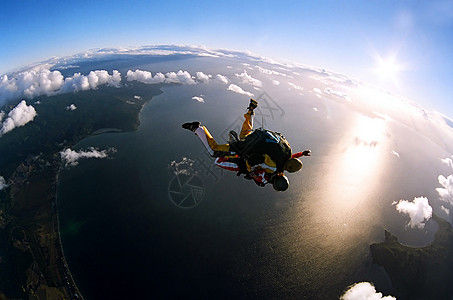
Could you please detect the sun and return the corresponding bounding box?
[369,48,407,88]
[375,55,402,83]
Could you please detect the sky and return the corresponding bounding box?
[1,0,453,118]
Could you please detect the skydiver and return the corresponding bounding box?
[182,99,311,191]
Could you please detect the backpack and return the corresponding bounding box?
[231,129,292,172]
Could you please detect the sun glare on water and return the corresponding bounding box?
[312,114,389,240]
[337,116,385,192]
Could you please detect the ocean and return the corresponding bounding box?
[57,80,442,299]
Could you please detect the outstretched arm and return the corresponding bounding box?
[292,150,311,158]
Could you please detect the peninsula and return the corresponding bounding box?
[0,82,162,298]
[370,214,453,300]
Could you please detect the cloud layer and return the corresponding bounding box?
[60,147,116,167]
[341,282,396,300]
[1,64,235,126]
[0,100,37,136]
[0,69,121,106]
[394,196,432,228]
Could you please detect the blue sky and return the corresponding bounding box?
[1,0,453,118]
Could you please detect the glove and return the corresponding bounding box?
[302,150,311,156]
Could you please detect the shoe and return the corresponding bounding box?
[182,121,200,131]
[229,130,239,143]
[247,99,258,111]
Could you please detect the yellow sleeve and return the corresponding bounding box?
[263,155,276,168]
[248,155,277,174]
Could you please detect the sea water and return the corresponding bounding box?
[58,83,431,299]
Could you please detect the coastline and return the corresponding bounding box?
[0,83,163,298]
[55,165,84,299]
[52,87,162,299]
[370,214,453,299]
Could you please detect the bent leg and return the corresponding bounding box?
[194,126,230,156]
[215,157,240,171]
[239,111,254,140]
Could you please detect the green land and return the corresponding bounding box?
[0,83,162,299]
[370,214,453,300]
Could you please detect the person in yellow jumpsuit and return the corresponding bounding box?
[182,99,309,191]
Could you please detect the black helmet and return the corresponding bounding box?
[284,158,303,173]
[272,174,289,191]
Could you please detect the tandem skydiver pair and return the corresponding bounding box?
[182,99,311,191]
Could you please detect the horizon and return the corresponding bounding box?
[1,0,453,118]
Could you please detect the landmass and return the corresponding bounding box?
[370,214,453,300]
[0,82,162,299]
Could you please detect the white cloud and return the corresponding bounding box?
[0,69,64,104]
[215,74,229,84]
[61,70,121,93]
[1,69,121,105]
[441,156,453,168]
[196,71,211,82]
[0,111,4,122]
[227,84,254,97]
[164,70,196,84]
[109,70,122,87]
[169,157,196,176]
[288,82,304,91]
[256,66,290,78]
[324,87,351,102]
[256,66,275,75]
[441,205,450,216]
[391,150,400,158]
[134,95,142,100]
[126,69,196,85]
[340,282,396,300]
[272,80,280,85]
[0,100,37,136]
[0,176,8,190]
[66,104,77,111]
[235,70,262,87]
[60,147,116,167]
[126,69,165,84]
[394,196,433,228]
[192,96,205,103]
[313,88,322,94]
[437,174,453,205]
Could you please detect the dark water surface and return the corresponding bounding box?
[57,57,452,299]
[57,85,389,299]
